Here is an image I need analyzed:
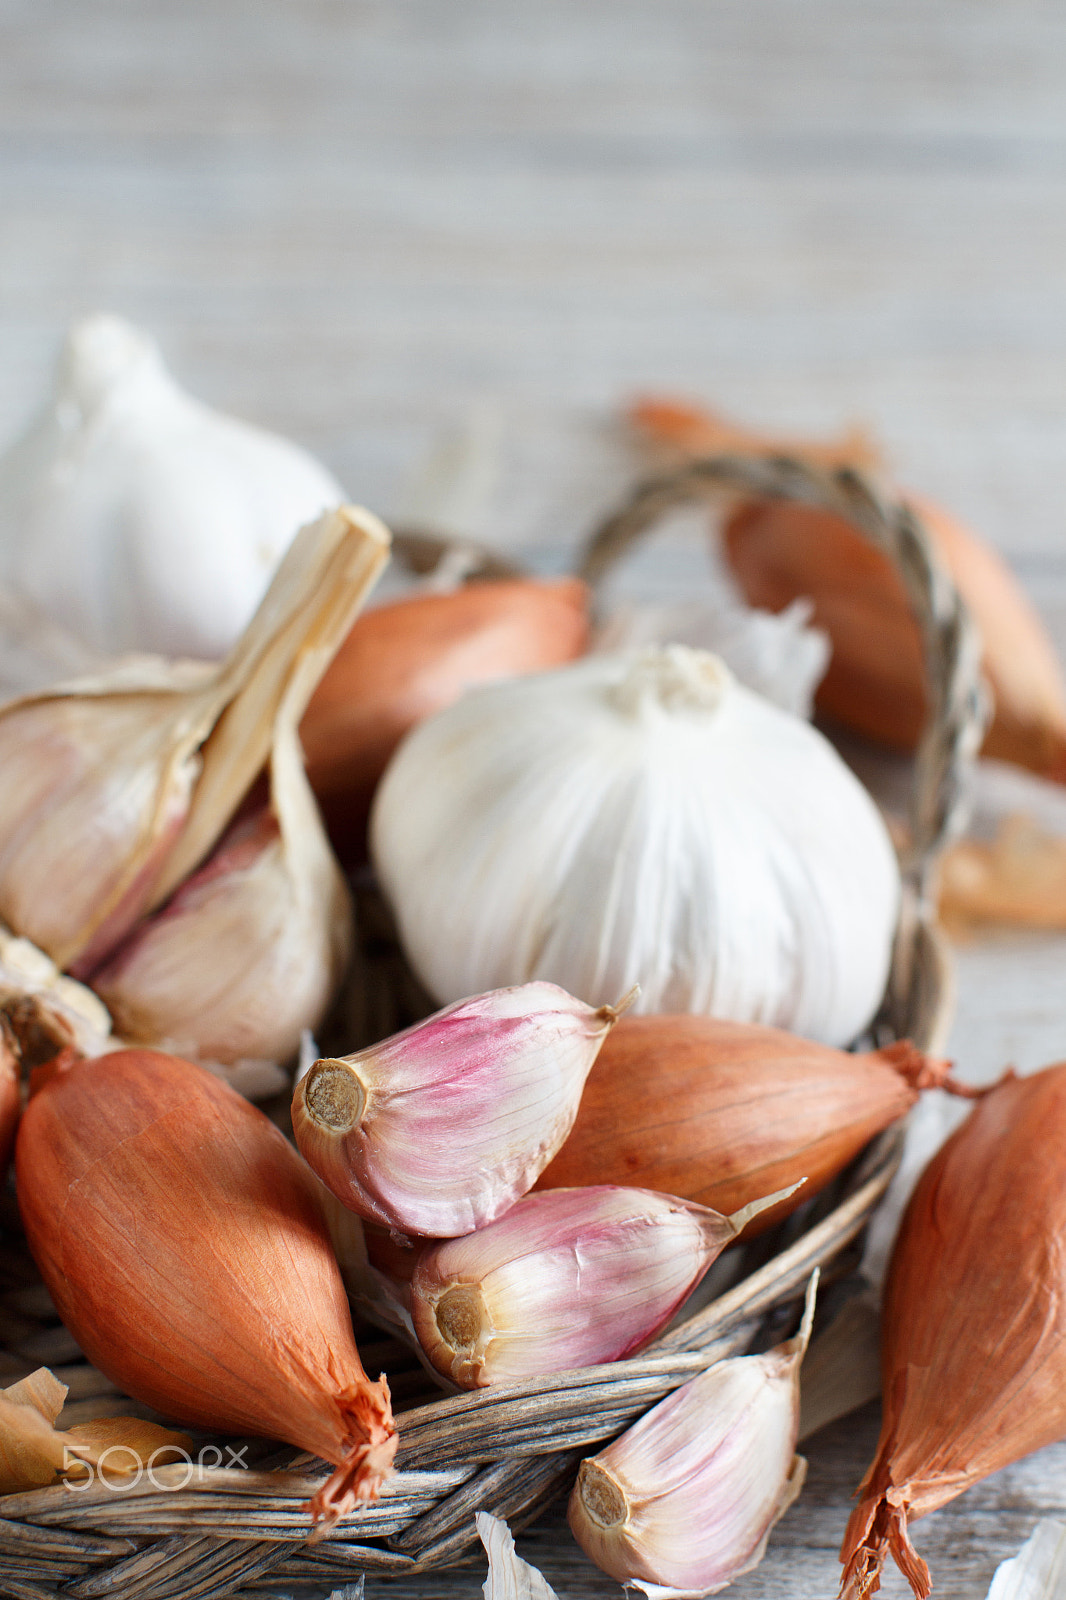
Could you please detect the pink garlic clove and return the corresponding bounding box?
[410,1181,801,1387]
[568,1274,818,1598]
[292,982,634,1237]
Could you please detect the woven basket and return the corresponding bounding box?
[0,455,987,1599]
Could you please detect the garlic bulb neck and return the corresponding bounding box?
[610,644,733,718]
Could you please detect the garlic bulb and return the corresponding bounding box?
[371,645,901,1047]
[0,314,345,665]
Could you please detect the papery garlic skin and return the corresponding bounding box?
[0,314,346,665]
[372,646,900,1047]
[477,1511,561,1600]
[292,983,628,1237]
[568,1277,816,1599]
[410,1183,796,1387]
[0,693,201,972]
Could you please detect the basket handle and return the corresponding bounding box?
[575,453,990,1047]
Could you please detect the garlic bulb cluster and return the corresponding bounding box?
[372,645,901,1047]
[0,505,389,1079]
[89,696,351,1074]
[0,314,345,667]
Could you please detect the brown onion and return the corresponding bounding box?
[536,1015,969,1233]
[300,577,589,854]
[15,1048,396,1525]
[840,1063,1066,1599]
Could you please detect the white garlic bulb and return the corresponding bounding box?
[0,314,345,665]
[371,644,901,1047]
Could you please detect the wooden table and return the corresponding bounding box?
[3,3,1066,1594]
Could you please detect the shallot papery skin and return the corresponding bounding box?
[537,1015,963,1233]
[840,1063,1066,1599]
[15,1049,396,1525]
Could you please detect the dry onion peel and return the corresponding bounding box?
[938,813,1066,929]
[840,1062,1066,1599]
[627,395,880,472]
[537,1015,975,1232]
[15,1047,397,1526]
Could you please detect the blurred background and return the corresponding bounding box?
[4,0,1066,570]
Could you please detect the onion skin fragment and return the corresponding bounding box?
[15,1048,396,1526]
[840,1063,1066,1599]
[536,1015,968,1234]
